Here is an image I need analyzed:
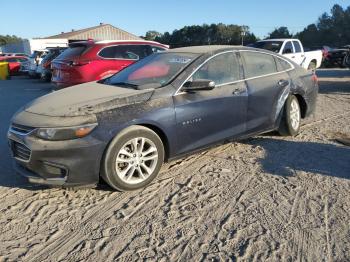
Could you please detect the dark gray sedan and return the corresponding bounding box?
[8,46,318,191]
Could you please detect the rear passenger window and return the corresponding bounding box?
[241,52,277,78]
[192,52,240,85]
[99,45,151,60]
[275,57,293,71]
[282,41,294,54]
[293,41,302,53]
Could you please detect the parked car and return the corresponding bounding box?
[51,40,169,88]
[251,39,323,70]
[8,45,318,191]
[37,47,68,82]
[0,56,29,75]
[28,50,49,77]
[322,45,350,68]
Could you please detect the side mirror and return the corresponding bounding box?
[183,79,216,92]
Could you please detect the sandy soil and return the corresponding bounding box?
[0,69,349,261]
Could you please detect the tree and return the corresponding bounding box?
[296,4,350,47]
[144,31,162,41]
[151,23,256,48]
[0,35,23,46]
[267,27,292,39]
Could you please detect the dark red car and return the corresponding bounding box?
[51,40,168,88]
[0,56,29,75]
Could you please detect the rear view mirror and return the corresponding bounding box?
[183,79,216,92]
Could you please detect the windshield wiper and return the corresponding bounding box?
[108,82,139,89]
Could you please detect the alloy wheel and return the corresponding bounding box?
[290,98,301,130]
[115,137,158,184]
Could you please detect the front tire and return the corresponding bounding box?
[101,125,164,191]
[278,95,301,136]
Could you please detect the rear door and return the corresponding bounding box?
[240,51,291,133]
[281,41,296,63]
[173,51,247,154]
[292,40,305,66]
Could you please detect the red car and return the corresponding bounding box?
[0,56,29,75]
[51,40,168,88]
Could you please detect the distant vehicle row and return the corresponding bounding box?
[6,38,348,84]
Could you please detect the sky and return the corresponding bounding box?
[0,0,349,39]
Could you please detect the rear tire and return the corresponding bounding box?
[308,61,317,70]
[278,95,301,136]
[101,125,164,191]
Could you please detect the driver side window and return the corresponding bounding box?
[192,52,240,85]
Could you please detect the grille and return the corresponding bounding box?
[11,141,31,161]
[11,124,35,135]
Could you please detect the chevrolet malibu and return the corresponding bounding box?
[8,46,318,191]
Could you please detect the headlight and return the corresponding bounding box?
[36,123,98,141]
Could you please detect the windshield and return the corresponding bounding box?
[252,41,283,53]
[104,52,198,89]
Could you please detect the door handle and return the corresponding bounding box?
[291,56,295,59]
[278,79,289,87]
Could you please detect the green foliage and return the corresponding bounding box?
[144,31,162,41]
[296,4,350,47]
[146,23,257,48]
[0,35,23,46]
[267,27,292,39]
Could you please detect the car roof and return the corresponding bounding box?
[69,40,169,49]
[166,45,257,54]
[259,39,299,42]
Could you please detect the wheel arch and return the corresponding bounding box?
[138,123,170,161]
[292,93,307,118]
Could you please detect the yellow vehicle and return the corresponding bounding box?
[0,62,9,80]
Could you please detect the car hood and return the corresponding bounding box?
[24,82,154,117]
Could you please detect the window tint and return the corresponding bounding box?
[99,45,151,60]
[106,52,198,88]
[283,41,294,54]
[151,46,166,53]
[192,52,240,85]
[241,51,277,78]
[56,45,87,60]
[251,41,283,53]
[6,58,18,62]
[293,41,302,53]
[275,57,292,71]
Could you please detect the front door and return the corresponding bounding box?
[173,52,248,155]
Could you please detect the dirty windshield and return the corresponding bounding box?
[104,52,198,89]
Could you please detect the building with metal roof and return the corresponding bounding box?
[46,23,142,41]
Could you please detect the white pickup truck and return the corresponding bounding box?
[251,39,323,70]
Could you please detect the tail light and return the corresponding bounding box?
[312,73,318,83]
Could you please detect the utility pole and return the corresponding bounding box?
[241,26,249,46]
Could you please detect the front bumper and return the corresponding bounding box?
[7,128,107,186]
